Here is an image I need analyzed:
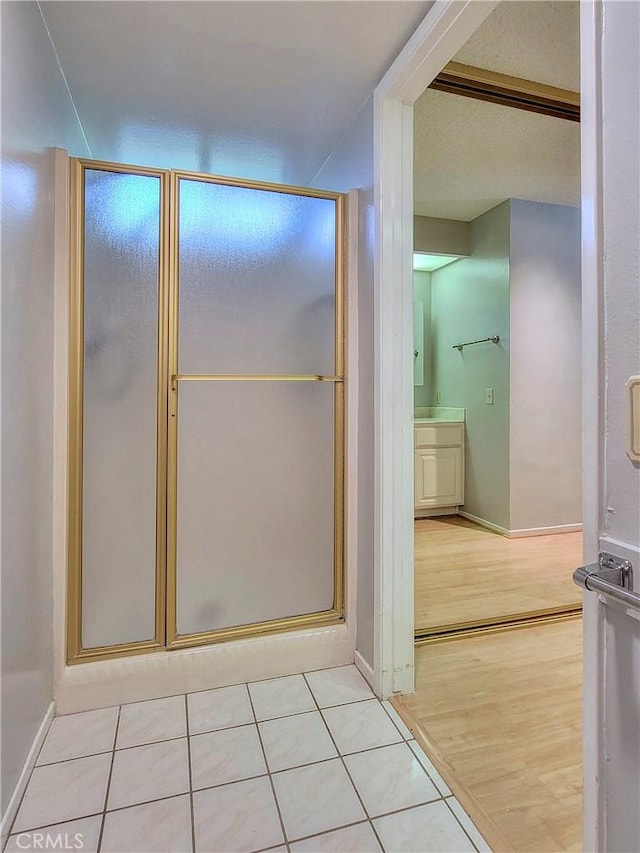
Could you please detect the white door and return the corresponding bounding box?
[580,2,640,851]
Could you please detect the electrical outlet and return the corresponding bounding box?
[434,390,441,405]
[486,388,494,405]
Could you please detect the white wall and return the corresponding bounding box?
[429,201,511,529]
[1,1,90,815]
[509,199,582,531]
[598,3,640,849]
[413,271,432,407]
[426,199,582,533]
[312,96,375,669]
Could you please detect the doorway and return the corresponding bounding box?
[66,159,346,663]
[374,2,586,850]
[412,53,583,640]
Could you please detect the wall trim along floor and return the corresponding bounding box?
[55,625,353,715]
[0,701,55,844]
[459,510,582,539]
[354,649,375,689]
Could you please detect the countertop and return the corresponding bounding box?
[414,406,465,424]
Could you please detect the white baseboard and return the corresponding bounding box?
[459,511,582,539]
[458,511,510,537]
[1,702,55,842]
[56,624,353,714]
[354,649,375,692]
[508,523,583,538]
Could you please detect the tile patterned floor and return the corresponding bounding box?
[5,666,492,852]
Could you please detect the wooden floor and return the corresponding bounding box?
[415,516,583,634]
[394,618,583,853]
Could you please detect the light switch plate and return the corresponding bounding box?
[627,376,640,462]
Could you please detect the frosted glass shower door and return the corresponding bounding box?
[68,164,167,661]
[169,175,344,644]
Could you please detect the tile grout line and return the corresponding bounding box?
[303,674,461,848]
[443,797,482,853]
[380,700,414,740]
[30,723,413,774]
[24,721,406,774]
[8,670,478,851]
[6,790,456,845]
[301,671,386,852]
[245,684,291,853]
[407,739,454,799]
[10,755,448,839]
[184,694,197,853]
[377,702,480,847]
[287,819,375,848]
[96,704,122,852]
[53,670,369,723]
[34,734,189,767]
[379,706,481,850]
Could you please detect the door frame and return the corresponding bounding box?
[372,1,601,847]
[371,0,501,699]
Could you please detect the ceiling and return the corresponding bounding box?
[414,1,580,221]
[40,1,431,185]
[456,0,579,91]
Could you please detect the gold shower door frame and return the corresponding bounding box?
[67,158,346,664]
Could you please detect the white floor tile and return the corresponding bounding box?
[448,797,493,852]
[107,739,189,811]
[101,794,192,853]
[193,777,284,853]
[305,666,374,708]
[290,822,381,852]
[373,801,476,852]
[13,754,111,832]
[248,675,316,721]
[272,758,365,841]
[36,708,118,765]
[345,742,440,817]
[117,695,187,749]
[322,700,403,755]
[259,711,337,772]
[187,684,254,736]
[382,701,413,740]
[190,725,266,790]
[5,816,102,853]
[408,740,452,797]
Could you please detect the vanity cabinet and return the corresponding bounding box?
[414,422,464,513]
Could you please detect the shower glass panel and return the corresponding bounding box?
[67,158,343,663]
[177,179,336,376]
[175,381,335,636]
[81,169,161,649]
[170,175,342,644]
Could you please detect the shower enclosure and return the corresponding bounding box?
[66,159,345,664]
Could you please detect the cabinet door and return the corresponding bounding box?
[415,447,463,508]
